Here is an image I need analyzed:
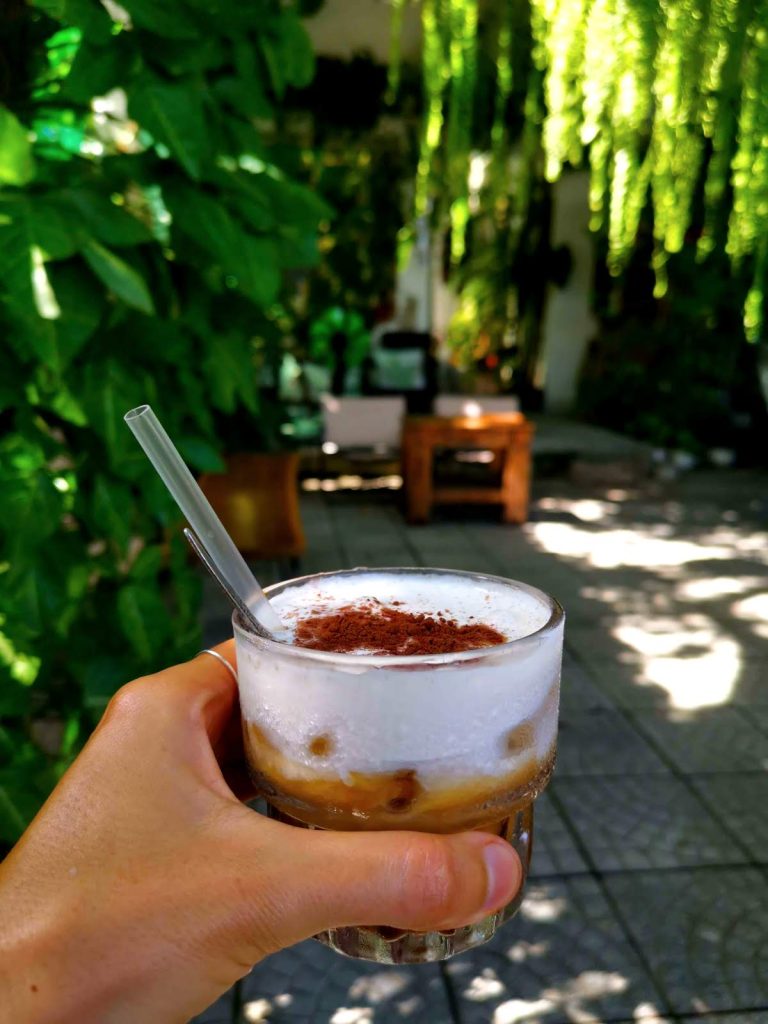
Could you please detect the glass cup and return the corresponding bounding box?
[233,567,564,964]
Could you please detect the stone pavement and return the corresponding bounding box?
[193,469,768,1024]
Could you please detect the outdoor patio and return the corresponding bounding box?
[194,469,768,1024]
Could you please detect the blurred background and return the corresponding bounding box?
[2,1,768,1021]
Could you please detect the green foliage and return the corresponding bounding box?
[399,0,768,348]
[0,0,323,846]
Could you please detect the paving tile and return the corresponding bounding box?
[189,997,233,1024]
[729,663,768,705]
[564,625,636,663]
[739,706,768,734]
[444,875,665,1024]
[604,868,768,1015]
[553,776,747,871]
[556,709,670,776]
[238,938,453,1022]
[559,654,612,713]
[584,658,676,710]
[683,1015,768,1023]
[630,708,768,774]
[528,789,590,878]
[688,774,768,863]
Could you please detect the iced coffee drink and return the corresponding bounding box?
[233,567,563,963]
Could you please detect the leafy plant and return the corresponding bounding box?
[0,0,327,847]
[391,0,768,388]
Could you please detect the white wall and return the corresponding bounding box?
[304,0,422,63]
[538,171,597,412]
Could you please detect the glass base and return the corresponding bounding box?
[266,803,533,964]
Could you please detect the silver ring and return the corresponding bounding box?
[197,649,238,683]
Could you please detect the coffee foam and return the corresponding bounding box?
[270,571,551,649]
[235,571,563,783]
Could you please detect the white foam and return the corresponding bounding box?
[270,571,551,649]
[235,571,563,782]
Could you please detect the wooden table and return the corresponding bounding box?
[401,412,534,524]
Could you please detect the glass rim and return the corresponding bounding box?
[233,566,564,667]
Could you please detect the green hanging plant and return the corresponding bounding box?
[395,0,768,343]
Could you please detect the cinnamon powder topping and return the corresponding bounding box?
[293,601,506,655]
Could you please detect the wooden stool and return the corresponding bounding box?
[401,413,534,524]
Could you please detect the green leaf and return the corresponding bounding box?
[31,107,85,159]
[92,475,133,550]
[46,385,89,426]
[145,35,227,75]
[61,0,115,43]
[236,234,280,305]
[46,262,105,361]
[129,80,207,179]
[129,545,164,581]
[117,584,169,662]
[0,468,61,551]
[67,190,151,247]
[177,437,226,473]
[212,76,273,120]
[81,656,126,712]
[28,200,82,260]
[0,768,39,843]
[0,677,33,718]
[0,107,35,186]
[201,333,258,414]
[78,359,146,469]
[275,228,321,270]
[260,14,315,97]
[82,241,154,314]
[59,38,134,104]
[28,0,66,17]
[5,563,69,637]
[122,0,200,39]
[277,13,316,89]
[166,185,280,305]
[254,174,332,231]
[0,201,94,371]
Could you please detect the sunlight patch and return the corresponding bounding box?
[464,968,506,1001]
[520,890,567,922]
[349,971,410,1003]
[611,616,740,708]
[529,522,732,568]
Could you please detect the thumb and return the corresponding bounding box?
[235,819,523,958]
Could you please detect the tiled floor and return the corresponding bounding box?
[193,469,768,1023]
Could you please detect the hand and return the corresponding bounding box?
[0,642,522,1024]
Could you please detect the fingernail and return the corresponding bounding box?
[481,840,520,914]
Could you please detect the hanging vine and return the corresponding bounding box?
[391,0,768,342]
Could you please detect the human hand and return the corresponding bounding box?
[0,642,522,1024]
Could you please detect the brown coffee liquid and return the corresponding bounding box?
[244,718,555,833]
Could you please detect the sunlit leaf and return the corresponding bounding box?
[0,107,35,186]
[82,240,154,314]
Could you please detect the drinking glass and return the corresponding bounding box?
[233,567,564,963]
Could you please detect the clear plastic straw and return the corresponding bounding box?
[124,405,284,633]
